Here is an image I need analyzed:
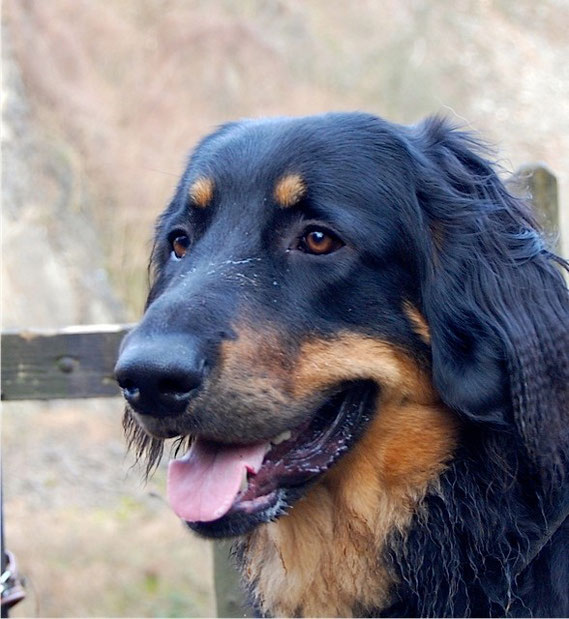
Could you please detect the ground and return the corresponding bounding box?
[2,399,215,618]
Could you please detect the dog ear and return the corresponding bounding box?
[411,117,569,469]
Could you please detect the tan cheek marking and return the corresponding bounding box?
[189,177,214,208]
[274,173,306,208]
[293,333,437,405]
[403,301,431,344]
[203,326,294,428]
[218,325,292,382]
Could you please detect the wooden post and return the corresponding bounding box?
[213,541,253,618]
[510,163,561,253]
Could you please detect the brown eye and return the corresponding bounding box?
[299,229,343,255]
[171,235,190,259]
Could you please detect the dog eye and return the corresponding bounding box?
[170,234,190,259]
[298,228,344,255]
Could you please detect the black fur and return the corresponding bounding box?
[117,113,569,617]
[381,117,569,618]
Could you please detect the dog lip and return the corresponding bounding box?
[144,426,180,439]
[230,488,280,516]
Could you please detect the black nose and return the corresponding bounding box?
[114,335,206,416]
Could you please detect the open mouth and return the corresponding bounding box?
[167,381,378,537]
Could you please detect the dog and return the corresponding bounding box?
[115,113,569,617]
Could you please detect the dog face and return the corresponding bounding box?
[115,114,447,536]
[115,112,553,540]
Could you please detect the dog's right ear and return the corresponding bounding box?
[410,117,569,471]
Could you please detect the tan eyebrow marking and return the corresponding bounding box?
[189,177,214,208]
[274,173,306,208]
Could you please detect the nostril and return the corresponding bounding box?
[117,375,133,390]
[157,372,202,400]
[158,378,189,397]
[117,376,141,401]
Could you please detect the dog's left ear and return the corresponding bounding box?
[410,117,569,467]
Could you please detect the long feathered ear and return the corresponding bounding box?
[412,117,569,474]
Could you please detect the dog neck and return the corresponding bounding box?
[239,399,459,617]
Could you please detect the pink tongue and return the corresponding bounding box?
[167,438,269,522]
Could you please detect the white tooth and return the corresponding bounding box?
[240,470,248,493]
[271,430,292,445]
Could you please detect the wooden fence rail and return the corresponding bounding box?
[1,324,131,401]
[0,163,561,617]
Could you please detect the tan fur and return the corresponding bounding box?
[293,334,437,405]
[240,334,458,617]
[205,330,439,438]
[403,301,431,344]
[220,325,293,378]
[187,326,296,441]
[189,177,214,208]
[217,325,293,406]
[274,173,306,208]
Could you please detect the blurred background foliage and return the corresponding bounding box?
[3,0,569,323]
[2,1,568,616]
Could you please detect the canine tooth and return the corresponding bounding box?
[240,469,248,493]
[271,430,292,445]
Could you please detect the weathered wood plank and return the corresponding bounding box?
[1,324,133,400]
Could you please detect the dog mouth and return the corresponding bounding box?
[166,381,377,536]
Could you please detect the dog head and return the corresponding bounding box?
[115,113,568,538]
